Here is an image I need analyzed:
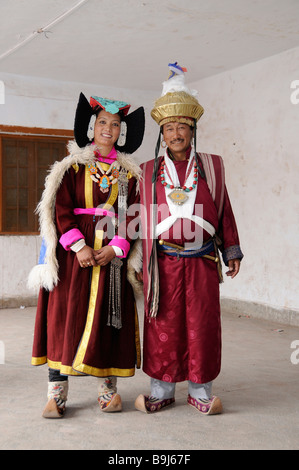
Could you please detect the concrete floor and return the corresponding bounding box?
[0,304,298,451]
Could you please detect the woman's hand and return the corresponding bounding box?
[94,246,116,266]
[76,245,97,268]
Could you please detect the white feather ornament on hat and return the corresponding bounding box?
[151,62,204,127]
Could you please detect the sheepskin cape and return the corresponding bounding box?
[27,140,142,293]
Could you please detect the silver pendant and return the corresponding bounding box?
[168,188,189,205]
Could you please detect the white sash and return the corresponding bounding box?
[155,149,216,242]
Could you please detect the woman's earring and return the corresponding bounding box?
[117,121,127,146]
[87,114,96,140]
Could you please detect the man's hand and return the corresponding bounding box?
[226,258,240,279]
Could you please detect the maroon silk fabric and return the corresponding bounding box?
[141,158,240,384]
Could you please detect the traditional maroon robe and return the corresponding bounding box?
[32,161,141,377]
[140,154,242,384]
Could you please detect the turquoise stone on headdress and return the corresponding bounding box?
[90,96,130,115]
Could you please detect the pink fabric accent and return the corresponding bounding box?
[59,228,85,250]
[92,143,118,164]
[108,236,130,258]
[74,208,117,219]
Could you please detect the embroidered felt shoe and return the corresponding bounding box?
[42,381,68,419]
[98,393,122,412]
[42,398,66,418]
[187,395,223,415]
[135,394,175,413]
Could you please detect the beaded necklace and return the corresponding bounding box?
[88,160,120,193]
[160,156,198,192]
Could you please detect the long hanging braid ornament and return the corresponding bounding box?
[147,129,162,319]
[107,256,123,329]
[107,167,129,329]
[193,118,206,181]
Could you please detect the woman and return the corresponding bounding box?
[28,93,145,418]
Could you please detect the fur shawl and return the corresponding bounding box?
[27,141,142,293]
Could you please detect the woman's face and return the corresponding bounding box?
[93,109,121,151]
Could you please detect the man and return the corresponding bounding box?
[134,63,243,415]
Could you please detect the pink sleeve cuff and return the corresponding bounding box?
[59,228,85,250]
[108,236,130,258]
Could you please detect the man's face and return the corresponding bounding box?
[162,121,193,155]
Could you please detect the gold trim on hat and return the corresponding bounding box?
[159,117,195,127]
[151,91,204,126]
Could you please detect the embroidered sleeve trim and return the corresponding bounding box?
[222,244,244,266]
[108,236,130,258]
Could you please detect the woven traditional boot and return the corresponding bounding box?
[98,377,122,412]
[135,394,175,413]
[187,395,223,415]
[42,381,69,418]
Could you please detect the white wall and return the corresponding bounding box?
[0,73,157,307]
[0,72,156,155]
[1,46,299,325]
[192,46,299,321]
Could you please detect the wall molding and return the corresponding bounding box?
[221,297,299,328]
[1,294,299,329]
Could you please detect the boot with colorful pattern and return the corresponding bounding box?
[42,381,69,418]
[98,377,122,412]
[187,395,223,415]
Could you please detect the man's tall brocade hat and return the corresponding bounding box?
[151,62,204,127]
[74,92,145,154]
[151,63,205,183]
